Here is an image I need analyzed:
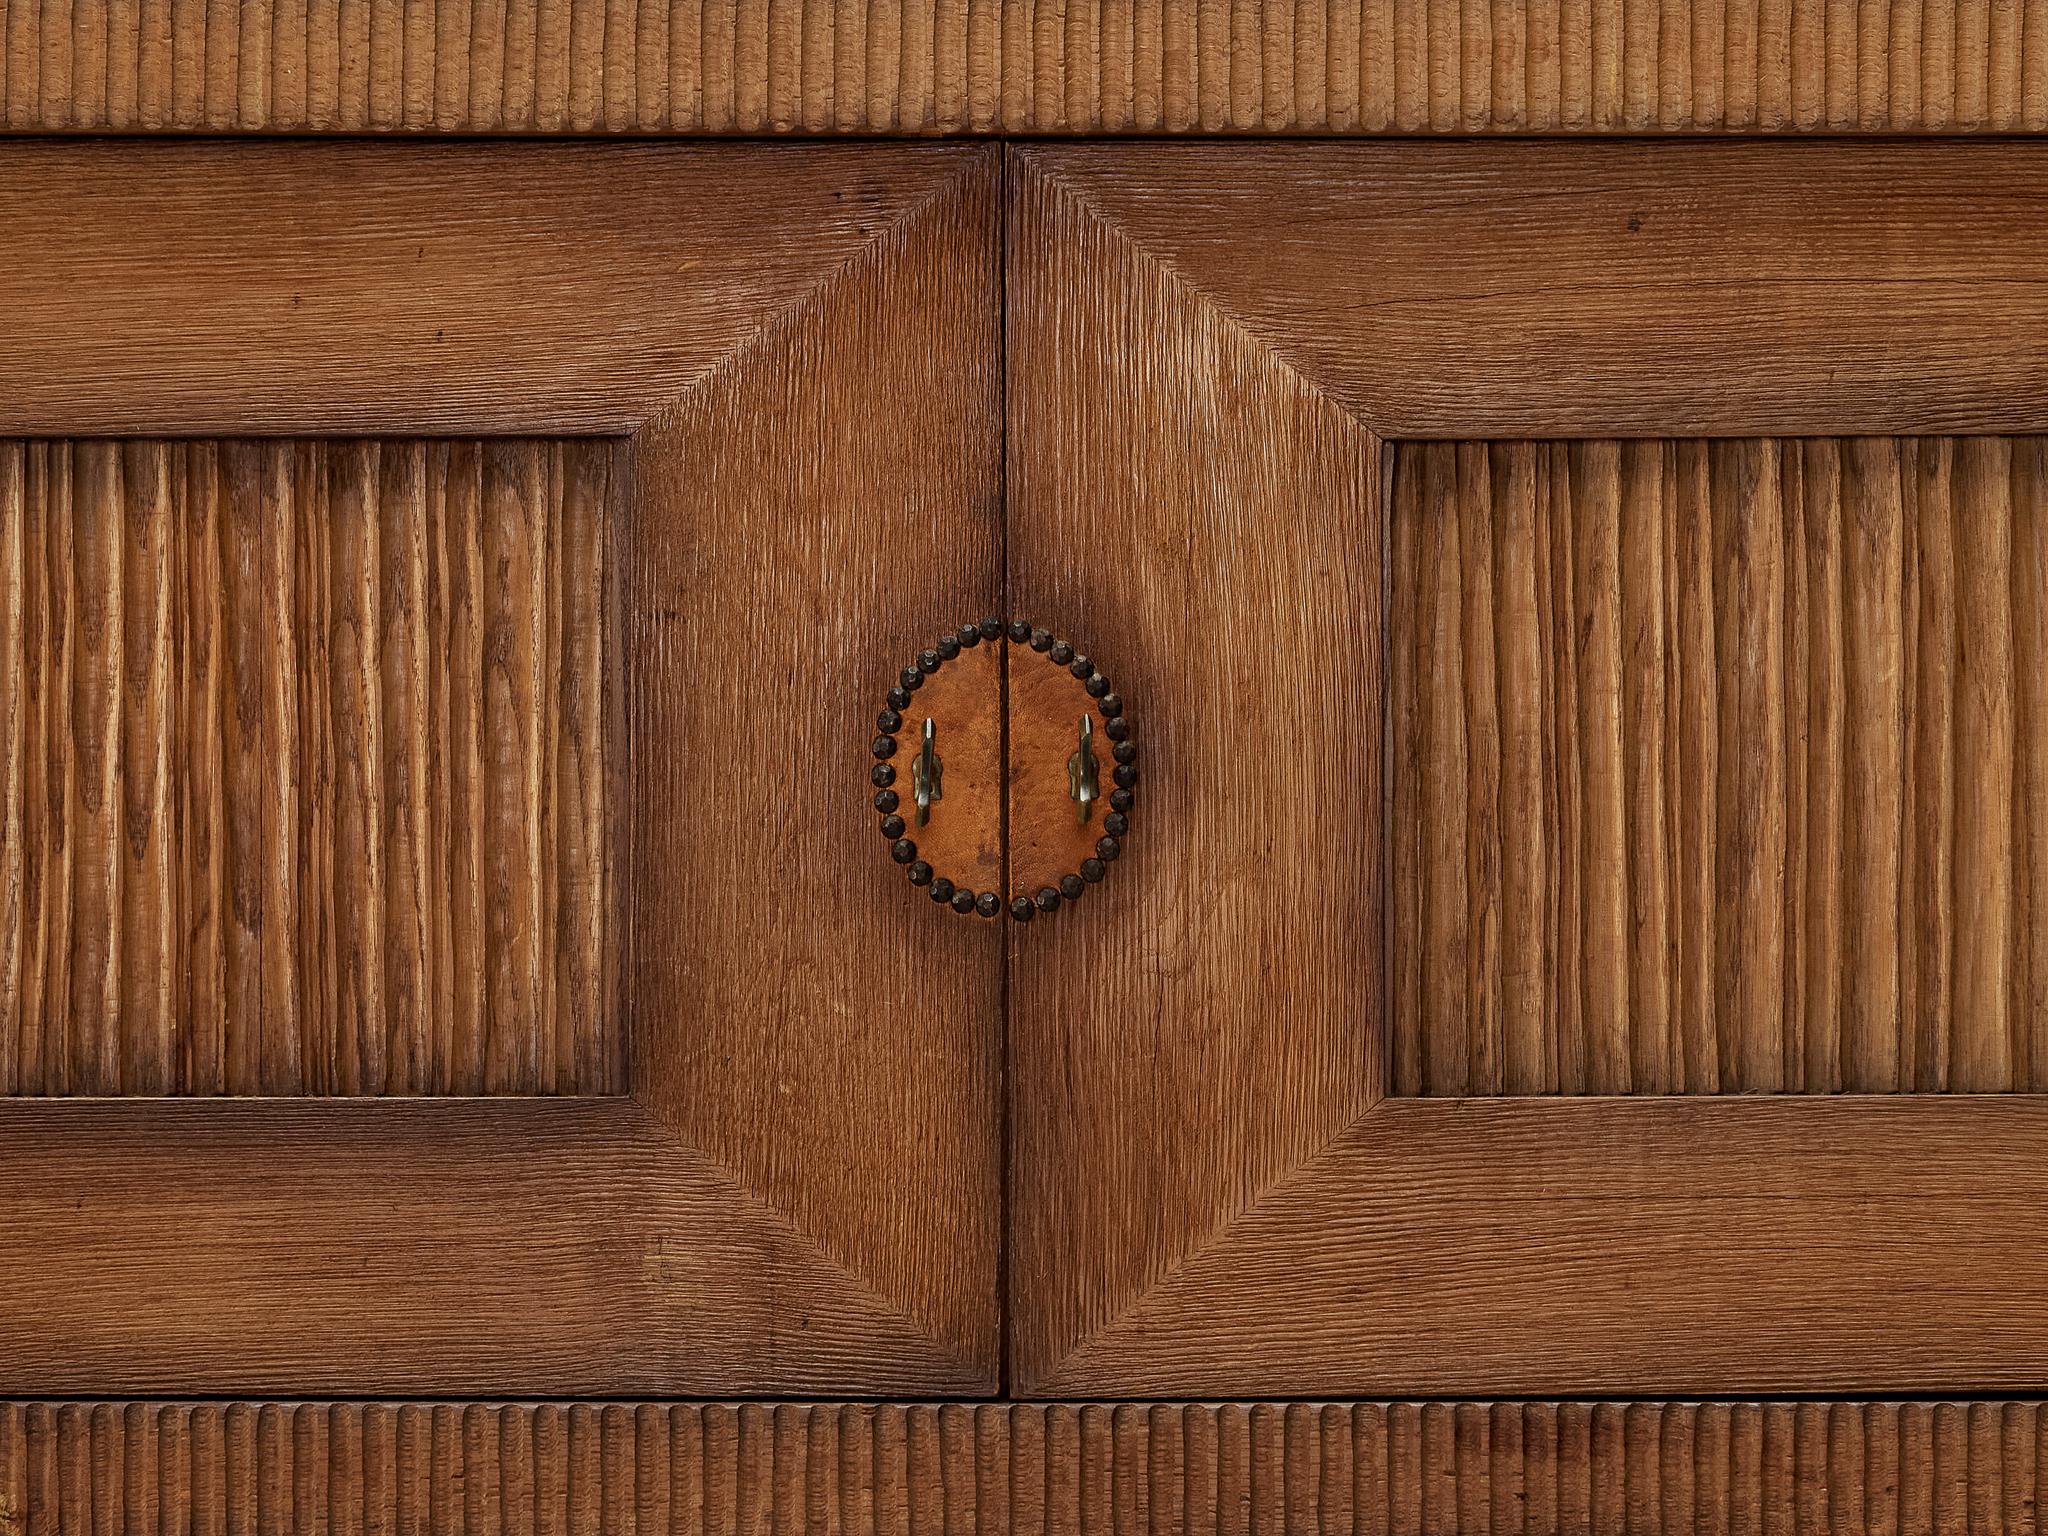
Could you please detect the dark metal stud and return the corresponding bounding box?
[899,667,924,692]
[1105,717,1130,742]
[918,649,941,674]
[1098,694,1123,718]
[979,616,1003,640]
[1113,764,1138,789]
[958,624,981,648]
[1080,857,1107,883]
[1103,812,1128,837]
[1113,741,1137,765]
[877,708,902,734]
[1035,887,1061,913]
[1069,656,1093,679]
[880,814,906,839]
[873,789,900,813]
[887,685,912,711]
[1007,620,1031,643]
[871,763,896,788]
[1096,835,1121,861]
[937,634,961,660]
[1050,641,1075,666]
[908,860,933,886]
[891,838,918,865]
[931,877,956,903]
[1085,673,1110,698]
[951,889,977,914]
[871,734,897,760]
[976,891,1002,919]
[1110,788,1134,813]
[1010,896,1035,922]
[1029,628,1053,652]
[1059,873,1085,900]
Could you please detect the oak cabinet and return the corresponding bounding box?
[0,142,1001,1396]
[5,121,2048,1531]
[1006,141,2048,1399]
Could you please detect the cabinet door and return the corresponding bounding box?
[0,142,1001,1396]
[1008,141,2048,1396]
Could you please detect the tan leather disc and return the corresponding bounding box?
[1006,650,1110,900]
[891,639,1002,896]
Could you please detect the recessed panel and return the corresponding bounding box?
[0,439,618,1096]
[1392,437,2048,1095]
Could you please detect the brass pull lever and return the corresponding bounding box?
[1068,714,1099,825]
[912,717,943,826]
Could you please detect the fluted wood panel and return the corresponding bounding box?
[1,0,2042,132]
[0,439,616,1096]
[1,1400,2043,1533]
[1391,437,2048,1096]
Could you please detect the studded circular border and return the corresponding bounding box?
[870,616,1136,921]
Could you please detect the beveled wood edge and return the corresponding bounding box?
[0,140,983,438]
[0,1095,989,1396]
[1008,142,2048,1398]
[1018,140,2048,444]
[616,147,1003,1381]
[0,146,1001,1396]
[1032,1094,2048,1397]
[3,0,2046,138]
[1003,148,1388,1392]
[3,1398,2042,1533]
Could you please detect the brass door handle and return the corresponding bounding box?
[1068,715,1098,825]
[911,717,942,826]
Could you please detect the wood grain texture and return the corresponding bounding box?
[0,438,615,1097]
[631,147,1001,1381]
[1022,142,2048,441]
[1042,1095,2048,1397]
[1010,146,2048,1400]
[1392,436,2048,1097]
[0,142,974,437]
[0,1099,982,1394]
[1007,156,1382,1389]
[0,147,999,1395]
[2,0,2045,133]
[6,1399,2048,1534]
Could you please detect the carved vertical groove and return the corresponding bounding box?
[1392,436,2048,1094]
[1,0,2043,132]
[0,1401,2041,1532]
[0,438,616,1095]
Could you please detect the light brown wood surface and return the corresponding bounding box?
[0,144,1000,1396]
[8,1399,2048,1533]
[2,0,2044,134]
[1039,1094,2048,1396]
[630,147,1002,1386]
[0,142,970,437]
[1010,142,2048,1400]
[1392,436,2048,1096]
[0,438,616,1097]
[1008,151,1383,1389]
[1022,142,2048,441]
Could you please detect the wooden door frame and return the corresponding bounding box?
[0,139,1002,1396]
[1007,138,2048,1397]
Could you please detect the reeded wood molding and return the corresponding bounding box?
[1391,436,2048,1098]
[4,1400,2045,1532]
[2,0,2044,134]
[0,439,617,1098]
